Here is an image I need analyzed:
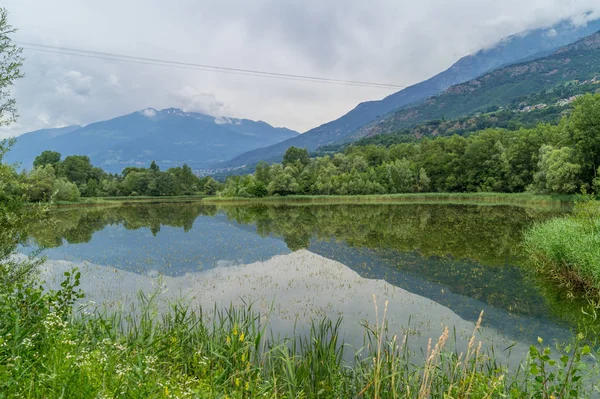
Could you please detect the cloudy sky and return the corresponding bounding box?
[1,0,600,138]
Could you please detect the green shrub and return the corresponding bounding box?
[524,196,600,295]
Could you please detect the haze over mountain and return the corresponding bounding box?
[6,108,298,172]
[219,17,600,169]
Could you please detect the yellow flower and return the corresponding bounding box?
[226,336,231,345]
[239,332,245,342]
[165,386,169,396]
[235,378,241,387]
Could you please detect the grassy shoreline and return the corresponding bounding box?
[202,192,576,207]
[38,192,579,210]
[524,198,600,298]
[47,195,209,207]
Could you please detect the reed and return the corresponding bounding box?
[0,273,596,398]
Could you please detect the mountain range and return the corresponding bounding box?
[8,16,600,174]
[218,17,600,168]
[6,108,298,172]
[350,30,600,141]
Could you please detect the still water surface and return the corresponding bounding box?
[28,202,577,355]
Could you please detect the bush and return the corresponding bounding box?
[54,178,81,202]
[524,196,600,295]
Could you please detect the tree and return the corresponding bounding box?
[0,9,23,127]
[377,158,415,193]
[282,147,309,167]
[33,150,61,169]
[154,172,178,196]
[267,164,299,196]
[417,168,431,192]
[149,160,160,172]
[567,94,600,183]
[532,145,581,194]
[203,177,219,195]
[0,14,39,286]
[1,140,44,286]
[85,178,99,197]
[53,178,81,202]
[59,155,94,186]
[25,164,56,202]
[254,161,271,184]
[121,166,145,177]
[120,171,149,196]
[168,164,199,195]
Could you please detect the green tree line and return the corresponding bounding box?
[16,151,220,202]
[220,93,600,197]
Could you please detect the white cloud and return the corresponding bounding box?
[170,86,230,117]
[140,108,157,117]
[54,70,93,98]
[0,0,599,139]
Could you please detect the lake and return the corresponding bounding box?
[27,202,579,358]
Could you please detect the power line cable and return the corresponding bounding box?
[17,41,417,90]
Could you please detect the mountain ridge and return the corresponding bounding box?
[349,30,600,141]
[6,108,299,172]
[218,17,600,169]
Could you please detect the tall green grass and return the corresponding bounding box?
[0,273,596,398]
[524,196,600,297]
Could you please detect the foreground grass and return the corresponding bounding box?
[204,192,575,207]
[524,197,600,297]
[1,273,597,398]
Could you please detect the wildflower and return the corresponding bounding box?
[239,332,245,342]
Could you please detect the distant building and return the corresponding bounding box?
[556,95,583,107]
[520,104,547,112]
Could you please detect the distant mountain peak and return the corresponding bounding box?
[8,109,299,173]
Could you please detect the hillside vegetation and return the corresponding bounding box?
[325,78,599,150]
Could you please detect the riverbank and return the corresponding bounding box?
[203,192,576,207]
[40,192,578,210]
[48,194,209,207]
